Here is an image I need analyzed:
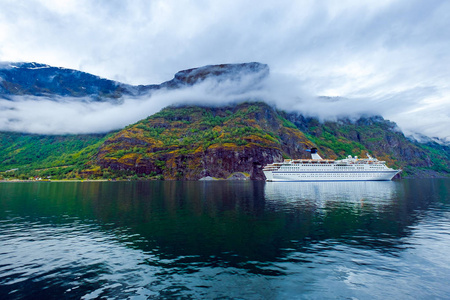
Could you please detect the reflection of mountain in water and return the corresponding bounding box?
[264,181,399,208]
[3,180,443,264]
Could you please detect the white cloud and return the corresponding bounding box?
[0,96,160,134]
[0,0,449,139]
[1,71,448,141]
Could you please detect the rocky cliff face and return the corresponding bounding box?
[167,62,269,87]
[99,142,283,180]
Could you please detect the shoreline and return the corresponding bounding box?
[0,179,112,183]
[1,177,449,183]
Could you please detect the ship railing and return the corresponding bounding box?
[290,159,336,164]
[263,168,280,171]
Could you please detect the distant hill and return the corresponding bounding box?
[0,132,109,178]
[0,62,136,100]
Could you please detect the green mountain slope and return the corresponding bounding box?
[1,102,448,180]
[283,114,450,177]
[95,102,315,180]
[0,132,109,179]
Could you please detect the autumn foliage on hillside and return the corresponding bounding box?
[1,102,448,180]
[96,102,315,180]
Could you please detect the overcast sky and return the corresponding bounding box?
[1,0,449,141]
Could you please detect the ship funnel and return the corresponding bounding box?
[310,148,322,160]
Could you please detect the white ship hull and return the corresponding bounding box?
[263,170,400,182]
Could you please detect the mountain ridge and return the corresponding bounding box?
[0,62,448,180]
[0,62,132,100]
[0,61,269,101]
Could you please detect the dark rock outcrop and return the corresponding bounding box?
[164,62,269,87]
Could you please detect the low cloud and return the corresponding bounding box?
[0,71,271,135]
[0,96,154,134]
[1,70,449,142]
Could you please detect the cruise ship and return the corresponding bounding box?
[263,148,401,181]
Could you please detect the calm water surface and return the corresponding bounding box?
[0,179,449,299]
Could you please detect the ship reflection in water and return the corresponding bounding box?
[264,181,398,206]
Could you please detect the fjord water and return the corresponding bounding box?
[0,180,449,299]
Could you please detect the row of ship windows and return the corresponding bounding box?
[278,173,382,177]
[296,164,382,167]
[282,167,386,170]
[300,164,333,166]
[282,167,365,170]
[297,165,363,167]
